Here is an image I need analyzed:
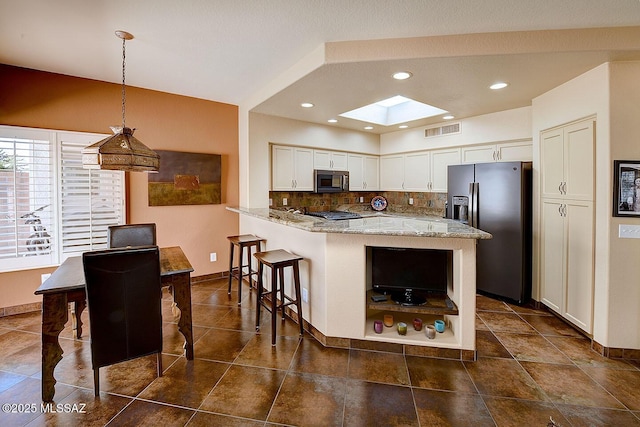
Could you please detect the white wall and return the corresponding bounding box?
[247,112,379,207]
[379,107,532,155]
[533,62,640,350]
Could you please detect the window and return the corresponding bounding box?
[0,126,124,272]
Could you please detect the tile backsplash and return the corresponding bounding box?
[269,191,447,217]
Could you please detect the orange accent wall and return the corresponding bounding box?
[0,64,239,309]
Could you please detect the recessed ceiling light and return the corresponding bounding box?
[442,115,455,120]
[489,82,508,90]
[300,102,314,108]
[327,119,338,123]
[392,71,412,80]
[399,125,408,129]
[364,126,374,130]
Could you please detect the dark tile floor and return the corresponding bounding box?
[1,278,639,426]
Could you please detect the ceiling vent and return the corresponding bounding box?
[424,122,461,138]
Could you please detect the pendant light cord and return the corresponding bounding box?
[121,36,127,129]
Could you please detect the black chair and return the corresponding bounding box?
[82,246,163,396]
[107,223,156,248]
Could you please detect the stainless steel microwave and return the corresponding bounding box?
[314,170,349,193]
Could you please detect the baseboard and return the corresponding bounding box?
[0,301,42,317]
[592,340,640,361]
[191,271,227,284]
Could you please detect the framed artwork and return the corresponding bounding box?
[613,160,640,217]
[148,150,221,206]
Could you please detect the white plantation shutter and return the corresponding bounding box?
[0,126,125,272]
[58,132,124,259]
[0,128,55,270]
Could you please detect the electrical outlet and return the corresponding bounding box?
[209,252,217,262]
[409,198,414,205]
[269,198,273,206]
[41,273,51,284]
[359,197,364,203]
[283,198,288,206]
[302,288,309,303]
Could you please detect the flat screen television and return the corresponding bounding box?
[366,246,452,306]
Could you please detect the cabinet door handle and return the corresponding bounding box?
[558,183,563,194]
[563,182,567,195]
[559,204,567,217]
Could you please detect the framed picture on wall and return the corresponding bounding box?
[613,160,640,217]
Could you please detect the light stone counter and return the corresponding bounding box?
[227,206,492,239]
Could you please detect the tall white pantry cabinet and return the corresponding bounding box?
[540,118,595,333]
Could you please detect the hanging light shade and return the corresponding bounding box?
[82,30,159,172]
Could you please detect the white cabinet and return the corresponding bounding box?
[539,118,595,334]
[313,150,348,170]
[431,148,461,192]
[380,149,459,192]
[348,154,379,191]
[461,141,532,164]
[540,198,594,333]
[380,155,405,191]
[271,145,314,191]
[403,152,431,191]
[461,144,495,164]
[541,120,594,200]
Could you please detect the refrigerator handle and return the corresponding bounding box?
[469,182,479,228]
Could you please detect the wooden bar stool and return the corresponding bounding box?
[254,249,304,345]
[227,234,264,305]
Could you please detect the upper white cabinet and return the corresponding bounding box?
[461,141,532,164]
[431,148,461,192]
[403,152,431,191]
[348,154,379,191]
[541,120,594,201]
[313,150,348,170]
[272,145,314,191]
[380,154,407,191]
[380,148,460,192]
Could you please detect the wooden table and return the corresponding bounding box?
[34,246,194,402]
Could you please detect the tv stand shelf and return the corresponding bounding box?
[366,290,458,315]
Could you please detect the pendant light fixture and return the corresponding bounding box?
[82,30,160,172]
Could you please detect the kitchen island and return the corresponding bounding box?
[228,206,491,359]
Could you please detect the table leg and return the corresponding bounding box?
[170,273,194,360]
[72,298,86,339]
[41,293,68,402]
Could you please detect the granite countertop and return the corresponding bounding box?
[227,207,492,239]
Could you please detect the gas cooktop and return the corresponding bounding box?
[305,211,362,220]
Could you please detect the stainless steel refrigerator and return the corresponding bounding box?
[447,161,532,304]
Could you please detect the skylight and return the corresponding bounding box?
[339,95,447,126]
